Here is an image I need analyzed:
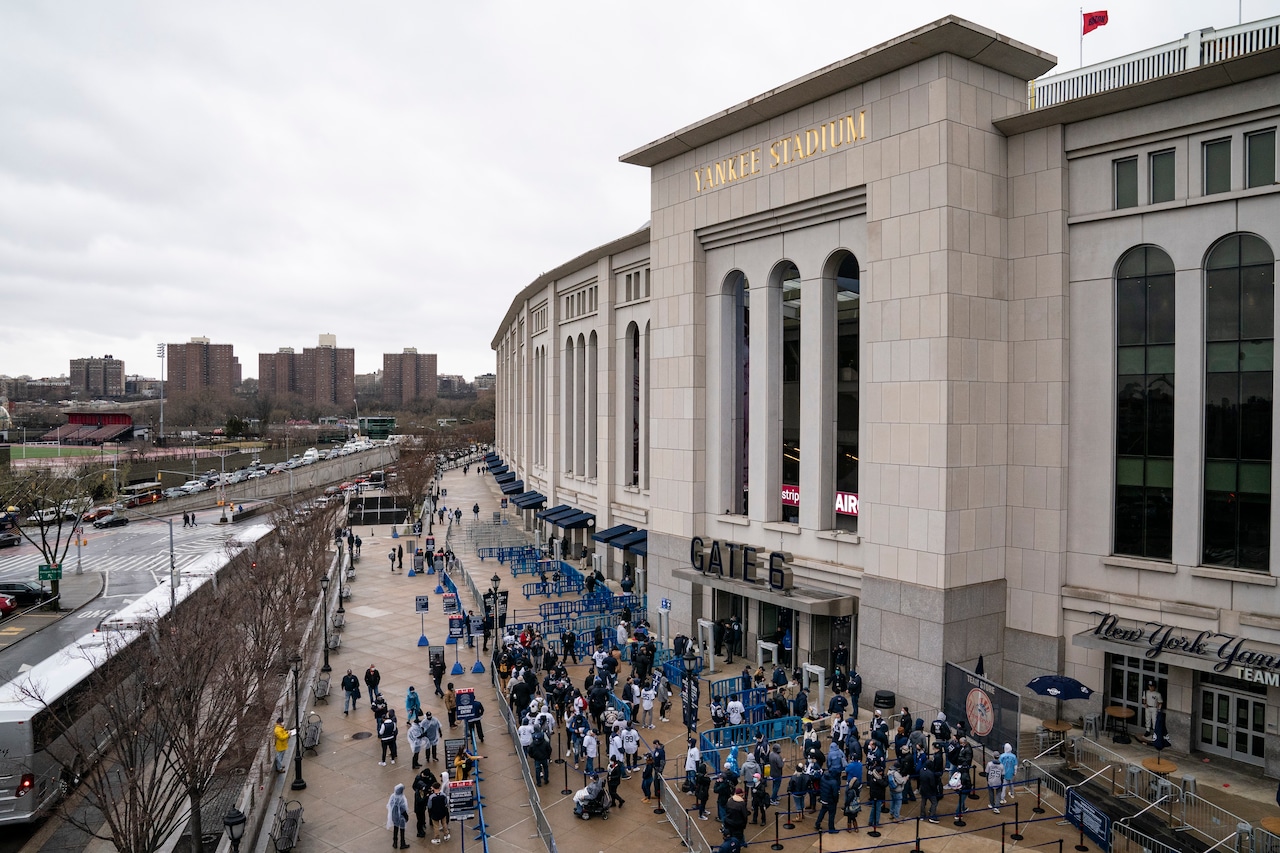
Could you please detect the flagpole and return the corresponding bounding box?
[1080,7,1084,68]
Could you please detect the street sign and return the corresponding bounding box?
[442,593,459,614]
[454,687,475,721]
[415,595,431,613]
[660,598,672,611]
[448,615,465,639]
[38,563,62,581]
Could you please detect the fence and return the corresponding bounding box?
[1030,15,1280,109]
[1112,822,1183,853]
[491,670,555,853]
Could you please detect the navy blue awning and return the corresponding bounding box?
[494,470,516,483]
[592,523,637,544]
[554,509,596,530]
[536,503,572,520]
[490,464,510,476]
[541,505,581,525]
[610,529,648,554]
[484,453,500,463]
[500,479,524,495]
[512,491,546,509]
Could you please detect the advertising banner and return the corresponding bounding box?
[942,662,1020,752]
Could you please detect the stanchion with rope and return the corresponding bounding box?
[554,726,565,764]
[910,812,922,853]
[1075,825,1089,852]
[1033,778,1045,814]
[560,757,572,796]
[783,804,796,830]
[770,811,784,850]
[1010,801,1024,841]
[653,774,666,815]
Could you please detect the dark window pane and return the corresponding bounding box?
[1114,485,1145,556]
[1205,268,1239,341]
[1205,139,1231,195]
[1239,372,1273,461]
[1241,234,1273,266]
[1238,493,1271,569]
[1208,235,1240,270]
[1116,377,1146,454]
[1115,157,1138,208]
[1241,265,1274,339]
[1147,377,1175,456]
[1202,491,1237,566]
[1147,275,1176,342]
[1118,248,1146,278]
[1247,130,1275,189]
[1117,278,1146,345]
[1147,486,1174,559]
[1151,150,1176,203]
[1205,373,1239,460]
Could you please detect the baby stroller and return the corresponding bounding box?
[573,778,611,820]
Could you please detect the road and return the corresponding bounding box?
[0,513,246,678]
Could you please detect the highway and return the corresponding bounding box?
[0,512,248,679]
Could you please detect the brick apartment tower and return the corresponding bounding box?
[382,348,438,406]
[166,337,241,395]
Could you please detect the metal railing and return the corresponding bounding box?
[1174,783,1247,848]
[1112,822,1183,853]
[1030,15,1280,109]
[492,660,556,853]
[1257,823,1280,853]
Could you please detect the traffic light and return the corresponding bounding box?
[251,561,257,569]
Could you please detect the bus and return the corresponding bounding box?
[0,524,272,825]
[120,482,163,508]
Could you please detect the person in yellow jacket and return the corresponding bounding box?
[273,717,291,772]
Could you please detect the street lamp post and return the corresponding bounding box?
[128,508,178,607]
[320,575,332,673]
[337,556,346,614]
[222,807,246,853]
[289,654,306,790]
[483,573,501,651]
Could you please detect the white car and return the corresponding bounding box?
[182,481,208,494]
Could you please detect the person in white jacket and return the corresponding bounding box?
[684,736,701,791]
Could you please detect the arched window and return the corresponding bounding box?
[1203,234,1274,569]
[587,331,598,479]
[727,272,750,513]
[777,262,802,522]
[563,336,575,473]
[626,322,641,486]
[1113,246,1175,559]
[576,333,587,475]
[833,253,860,532]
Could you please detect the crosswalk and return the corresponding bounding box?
[0,551,213,578]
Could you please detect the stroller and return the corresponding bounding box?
[573,778,611,820]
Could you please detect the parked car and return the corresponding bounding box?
[162,488,187,500]
[0,581,54,606]
[25,507,60,524]
[0,532,22,549]
[0,594,16,617]
[93,514,130,529]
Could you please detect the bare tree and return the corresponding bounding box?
[0,464,107,605]
[390,432,437,519]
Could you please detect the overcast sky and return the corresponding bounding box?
[3,0,1277,387]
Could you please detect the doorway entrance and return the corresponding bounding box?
[1198,681,1266,765]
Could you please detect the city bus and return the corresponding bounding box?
[120,482,163,508]
[0,524,272,825]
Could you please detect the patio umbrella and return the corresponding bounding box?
[1027,675,1094,723]
[975,655,985,677]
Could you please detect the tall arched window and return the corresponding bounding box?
[1203,233,1274,569]
[626,322,641,486]
[833,254,860,532]
[587,331,598,479]
[563,336,575,473]
[727,272,750,513]
[777,262,802,522]
[575,333,587,475]
[1114,246,1175,559]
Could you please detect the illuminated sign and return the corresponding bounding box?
[689,536,794,591]
[693,111,867,194]
[781,485,859,516]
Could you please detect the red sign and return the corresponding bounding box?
[780,486,859,516]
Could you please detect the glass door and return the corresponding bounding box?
[1198,686,1266,765]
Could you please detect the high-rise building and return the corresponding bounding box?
[382,348,438,405]
[69,356,126,397]
[257,336,355,409]
[166,337,241,395]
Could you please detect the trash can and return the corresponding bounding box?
[873,690,896,710]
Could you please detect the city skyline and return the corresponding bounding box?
[3,1,1278,381]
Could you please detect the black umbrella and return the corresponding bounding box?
[1027,675,1094,724]
[1151,708,1171,753]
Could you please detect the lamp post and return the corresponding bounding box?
[682,647,700,735]
[337,557,346,614]
[290,653,306,790]
[320,575,331,673]
[483,573,501,651]
[123,508,177,606]
[222,807,246,853]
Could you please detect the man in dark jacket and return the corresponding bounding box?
[528,727,552,786]
[723,788,750,843]
[341,669,360,714]
[918,763,941,823]
[814,767,841,833]
[412,767,438,837]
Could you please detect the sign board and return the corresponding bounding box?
[444,737,468,767]
[454,688,476,722]
[38,563,62,581]
[447,778,475,821]
[682,673,700,729]
[942,662,1020,752]
[496,590,509,628]
[500,498,508,509]
[442,593,459,614]
[448,615,465,639]
[415,595,432,614]
[468,614,484,635]
[413,553,424,572]
[426,536,435,549]
[660,598,672,611]
[1066,788,1112,851]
